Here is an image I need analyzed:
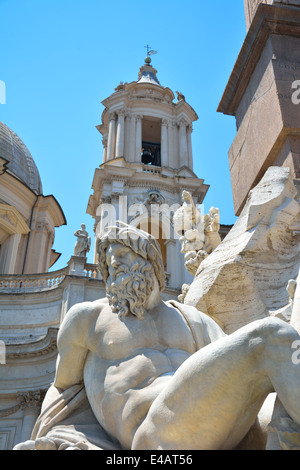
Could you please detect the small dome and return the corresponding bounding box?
[137,64,161,86]
[0,121,42,194]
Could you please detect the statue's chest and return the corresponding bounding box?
[89,306,195,361]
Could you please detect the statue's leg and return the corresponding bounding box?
[290,269,300,333]
[266,270,300,449]
[132,317,300,450]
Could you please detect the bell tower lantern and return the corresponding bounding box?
[87,55,209,292]
[97,56,197,171]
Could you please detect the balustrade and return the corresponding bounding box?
[0,267,69,292]
[0,263,171,293]
[0,262,101,293]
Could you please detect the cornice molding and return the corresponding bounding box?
[5,328,58,363]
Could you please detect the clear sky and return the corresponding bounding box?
[0,0,247,270]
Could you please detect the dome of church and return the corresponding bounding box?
[0,121,42,194]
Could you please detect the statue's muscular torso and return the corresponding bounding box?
[82,300,197,449]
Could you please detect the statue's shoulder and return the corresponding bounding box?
[61,298,109,332]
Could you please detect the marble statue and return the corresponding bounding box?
[173,191,221,278]
[173,192,222,308]
[13,168,300,450]
[74,224,91,257]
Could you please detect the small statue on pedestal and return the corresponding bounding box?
[74,224,91,257]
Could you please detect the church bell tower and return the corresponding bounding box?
[87,54,209,291]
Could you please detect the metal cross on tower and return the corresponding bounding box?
[144,45,158,57]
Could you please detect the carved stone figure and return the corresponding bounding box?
[173,190,205,256]
[203,207,222,254]
[176,91,185,101]
[74,224,91,257]
[13,172,300,449]
[173,191,221,278]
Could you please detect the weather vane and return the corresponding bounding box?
[144,45,158,57]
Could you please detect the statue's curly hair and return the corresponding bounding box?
[96,221,165,292]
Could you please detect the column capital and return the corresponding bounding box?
[162,118,170,126]
[178,117,188,128]
[116,107,126,117]
[17,390,45,412]
[108,111,117,121]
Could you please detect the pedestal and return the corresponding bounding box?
[67,256,87,277]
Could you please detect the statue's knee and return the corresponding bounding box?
[132,420,155,450]
[244,318,280,356]
[254,317,298,348]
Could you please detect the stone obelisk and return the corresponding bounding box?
[218,0,300,215]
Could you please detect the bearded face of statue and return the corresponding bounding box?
[105,243,156,320]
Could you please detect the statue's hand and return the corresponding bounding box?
[56,440,89,450]
[14,437,57,450]
[14,437,89,450]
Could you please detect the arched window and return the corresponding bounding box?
[141,117,161,167]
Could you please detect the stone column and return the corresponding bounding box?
[161,119,169,167]
[116,109,125,158]
[102,136,108,163]
[18,391,44,442]
[2,233,21,274]
[187,124,193,171]
[107,112,116,161]
[135,115,143,162]
[124,113,130,160]
[168,120,176,169]
[179,118,188,167]
[128,114,136,162]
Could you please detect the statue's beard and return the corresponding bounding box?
[106,259,155,320]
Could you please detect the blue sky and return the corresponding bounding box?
[0,0,247,270]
